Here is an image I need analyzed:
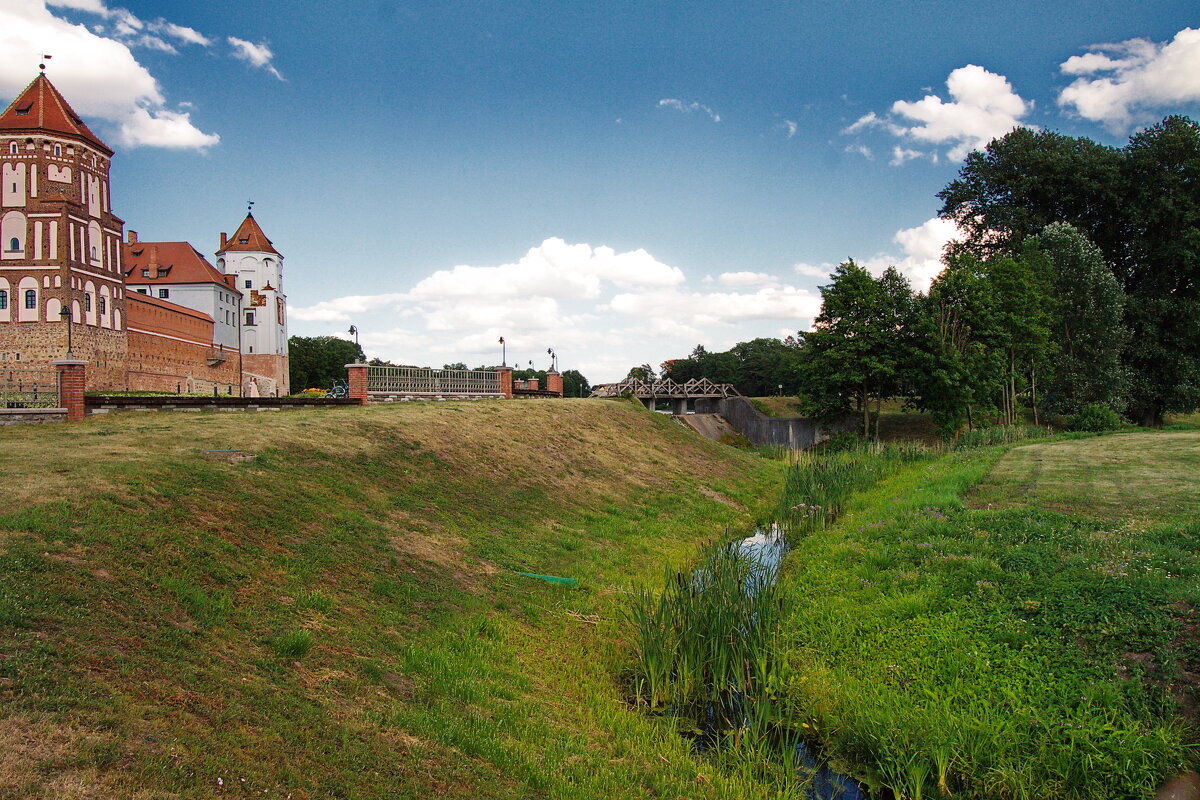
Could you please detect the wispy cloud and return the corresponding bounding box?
[228,36,283,80]
[657,98,721,122]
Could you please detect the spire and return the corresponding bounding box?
[216,212,281,255]
[0,73,112,156]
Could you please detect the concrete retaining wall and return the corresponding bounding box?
[0,408,68,426]
[693,396,845,449]
[86,396,359,414]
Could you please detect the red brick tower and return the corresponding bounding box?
[0,70,128,388]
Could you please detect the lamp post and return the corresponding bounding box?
[499,336,506,367]
[546,347,557,372]
[347,324,360,362]
[59,305,72,358]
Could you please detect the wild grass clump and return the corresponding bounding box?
[161,577,232,628]
[949,424,1046,449]
[270,629,314,660]
[296,588,334,613]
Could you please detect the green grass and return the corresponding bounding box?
[775,437,1200,798]
[0,399,790,798]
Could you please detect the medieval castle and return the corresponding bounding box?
[0,71,290,396]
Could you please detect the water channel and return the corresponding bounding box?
[734,526,866,800]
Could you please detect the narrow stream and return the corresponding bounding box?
[735,526,866,800]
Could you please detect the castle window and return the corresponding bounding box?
[245,311,255,326]
[142,269,149,277]
[244,279,252,289]
[7,143,15,154]
[53,144,61,157]
[238,238,248,244]
[84,293,91,312]
[99,296,106,315]
[6,238,17,253]
[0,290,6,309]
[136,288,147,295]
[24,289,36,309]
[158,288,169,299]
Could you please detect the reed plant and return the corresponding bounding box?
[627,539,793,741]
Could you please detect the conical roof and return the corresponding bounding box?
[0,73,112,156]
[217,213,280,256]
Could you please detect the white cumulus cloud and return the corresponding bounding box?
[0,0,219,150]
[718,271,778,287]
[843,65,1033,163]
[1058,28,1200,132]
[861,216,961,292]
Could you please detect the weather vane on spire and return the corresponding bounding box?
[39,54,52,72]
[247,199,255,215]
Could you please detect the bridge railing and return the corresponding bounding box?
[367,365,501,396]
[589,377,742,399]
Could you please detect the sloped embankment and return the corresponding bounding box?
[0,399,785,799]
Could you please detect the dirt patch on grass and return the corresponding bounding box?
[0,714,135,799]
[697,487,746,510]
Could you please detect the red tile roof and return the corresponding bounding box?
[0,73,112,156]
[217,213,280,256]
[123,241,242,294]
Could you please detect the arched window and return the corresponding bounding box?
[53,144,61,157]
[84,293,92,312]
[25,289,36,309]
[0,290,7,309]
[7,143,15,155]
[7,238,17,253]
[98,296,106,315]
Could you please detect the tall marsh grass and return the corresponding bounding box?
[776,442,930,533]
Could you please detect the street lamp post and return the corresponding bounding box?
[347,325,360,362]
[546,347,557,372]
[499,336,506,367]
[59,306,72,358]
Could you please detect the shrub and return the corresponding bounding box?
[1066,403,1122,432]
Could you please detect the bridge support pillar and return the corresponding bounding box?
[671,398,688,415]
[642,397,655,411]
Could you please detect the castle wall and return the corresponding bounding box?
[241,353,289,396]
[125,294,240,393]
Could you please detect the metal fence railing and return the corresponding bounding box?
[1,368,61,408]
[367,366,501,395]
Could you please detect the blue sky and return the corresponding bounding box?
[2,1,1198,381]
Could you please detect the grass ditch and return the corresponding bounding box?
[0,399,799,798]
[626,431,1200,799]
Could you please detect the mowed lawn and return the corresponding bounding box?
[969,432,1200,520]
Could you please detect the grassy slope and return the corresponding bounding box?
[777,433,1200,799]
[0,400,787,799]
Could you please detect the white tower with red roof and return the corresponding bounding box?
[216,212,289,395]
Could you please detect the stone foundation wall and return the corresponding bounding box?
[0,320,127,390]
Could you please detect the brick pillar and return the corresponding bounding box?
[497,367,513,399]
[53,359,87,421]
[527,378,539,391]
[345,363,369,406]
[545,370,563,396]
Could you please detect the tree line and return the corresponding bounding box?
[654,115,1200,435]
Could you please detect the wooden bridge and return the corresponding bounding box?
[589,377,741,413]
